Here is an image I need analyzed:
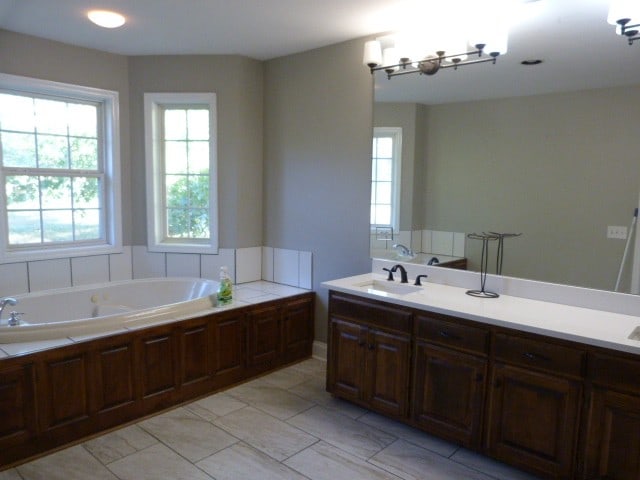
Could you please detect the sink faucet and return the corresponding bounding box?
[393,243,414,257]
[0,297,17,321]
[390,264,408,283]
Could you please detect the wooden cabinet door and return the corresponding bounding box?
[486,363,581,479]
[0,363,36,450]
[282,296,314,363]
[246,304,281,368]
[583,387,640,480]
[412,342,486,447]
[365,328,410,418]
[212,312,245,385]
[327,318,366,403]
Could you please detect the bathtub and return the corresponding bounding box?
[0,277,218,344]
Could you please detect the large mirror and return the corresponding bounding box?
[370,0,640,294]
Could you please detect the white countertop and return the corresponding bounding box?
[323,273,640,355]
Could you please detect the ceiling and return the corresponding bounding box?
[0,0,638,104]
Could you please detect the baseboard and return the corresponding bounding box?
[312,340,327,361]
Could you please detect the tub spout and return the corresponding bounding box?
[0,297,17,321]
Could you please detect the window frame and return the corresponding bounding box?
[144,92,218,254]
[0,73,122,263]
[371,126,402,233]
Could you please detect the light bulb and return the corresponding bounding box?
[87,10,126,28]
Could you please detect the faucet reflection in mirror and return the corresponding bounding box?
[363,0,510,79]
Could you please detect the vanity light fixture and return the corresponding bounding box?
[608,0,640,45]
[363,1,510,80]
[87,10,126,29]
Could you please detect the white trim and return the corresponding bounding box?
[0,73,122,263]
[630,192,640,294]
[144,92,218,254]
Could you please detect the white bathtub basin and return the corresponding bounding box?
[0,277,218,343]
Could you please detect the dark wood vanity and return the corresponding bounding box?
[0,293,314,469]
[327,290,640,480]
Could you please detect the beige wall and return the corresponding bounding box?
[0,30,133,245]
[128,55,264,248]
[421,86,640,291]
[264,38,373,341]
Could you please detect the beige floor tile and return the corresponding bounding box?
[106,443,212,480]
[260,365,313,389]
[288,358,327,379]
[226,382,314,419]
[369,439,495,480]
[184,392,247,422]
[451,448,543,479]
[197,442,307,480]
[285,441,401,480]
[138,406,237,462]
[214,406,318,461]
[358,412,458,457]
[83,424,158,464]
[289,378,370,419]
[0,469,23,480]
[288,405,396,460]
[17,445,118,480]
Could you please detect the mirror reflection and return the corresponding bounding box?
[368,1,640,295]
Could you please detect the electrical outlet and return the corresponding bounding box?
[607,226,628,239]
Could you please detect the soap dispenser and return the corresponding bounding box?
[217,266,233,305]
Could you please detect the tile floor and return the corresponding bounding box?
[0,358,542,480]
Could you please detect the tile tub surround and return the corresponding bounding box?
[0,245,313,296]
[324,272,640,355]
[2,359,541,480]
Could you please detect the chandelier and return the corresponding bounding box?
[608,0,640,45]
[363,2,510,80]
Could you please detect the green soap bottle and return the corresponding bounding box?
[217,266,233,305]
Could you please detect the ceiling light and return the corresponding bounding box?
[87,10,126,29]
[608,0,640,44]
[363,1,510,80]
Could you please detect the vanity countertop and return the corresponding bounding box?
[323,273,640,355]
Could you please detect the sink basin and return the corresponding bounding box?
[354,279,421,296]
[629,326,640,341]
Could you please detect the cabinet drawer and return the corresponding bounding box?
[494,333,584,378]
[415,314,489,355]
[329,293,412,334]
[588,352,640,394]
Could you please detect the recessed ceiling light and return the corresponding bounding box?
[87,10,126,29]
[521,59,543,65]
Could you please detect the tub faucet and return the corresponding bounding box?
[393,243,414,257]
[390,264,409,283]
[0,297,17,321]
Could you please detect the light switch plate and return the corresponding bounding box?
[607,226,628,239]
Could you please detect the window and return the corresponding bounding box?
[144,93,218,254]
[0,74,121,262]
[371,127,402,231]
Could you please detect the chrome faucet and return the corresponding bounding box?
[393,243,414,257]
[0,297,17,321]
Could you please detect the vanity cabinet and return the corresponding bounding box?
[327,289,640,480]
[583,352,640,480]
[486,333,584,478]
[411,314,488,448]
[327,292,411,418]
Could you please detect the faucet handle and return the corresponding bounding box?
[382,268,394,281]
[414,274,429,286]
[8,311,23,326]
